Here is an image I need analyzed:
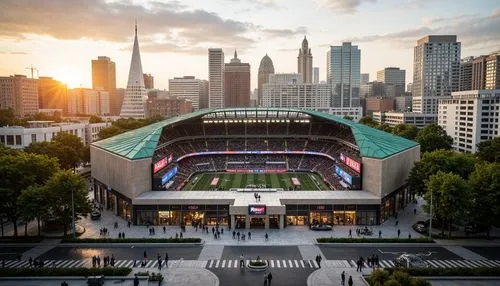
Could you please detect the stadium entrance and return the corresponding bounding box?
[250,217,265,228]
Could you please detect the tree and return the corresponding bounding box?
[89,115,104,123]
[17,185,50,236]
[343,115,353,121]
[378,123,394,133]
[425,171,470,237]
[98,125,125,140]
[44,170,91,236]
[0,152,59,237]
[407,150,476,196]
[359,116,379,127]
[26,132,85,170]
[476,137,500,163]
[392,124,419,140]
[468,162,500,237]
[82,145,90,164]
[415,123,453,153]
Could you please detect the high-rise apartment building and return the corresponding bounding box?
[438,89,500,153]
[313,67,319,84]
[208,48,225,108]
[459,56,474,91]
[224,51,250,108]
[68,88,110,116]
[120,24,148,118]
[472,55,487,90]
[360,73,370,85]
[298,37,313,83]
[143,73,154,89]
[485,53,500,90]
[168,76,206,111]
[360,81,396,99]
[377,67,406,96]
[262,83,331,109]
[258,54,275,107]
[327,42,361,108]
[92,56,117,115]
[412,35,461,115]
[38,76,67,113]
[146,92,192,118]
[199,80,209,109]
[0,75,38,117]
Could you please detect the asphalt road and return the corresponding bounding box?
[210,267,314,286]
[39,246,203,260]
[319,246,462,260]
[0,246,33,259]
[222,246,301,260]
[465,247,500,260]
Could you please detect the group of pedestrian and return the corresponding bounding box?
[355,254,379,272]
[315,254,322,268]
[92,255,115,267]
[340,271,353,286]
[99,227,109,236]
[28,257,45,268]
[91,256,101,267]
[117,232,126,238]
[148,227,156,235]
[254,192,261,202]
[174,232,183,238]
[263,272,273,286]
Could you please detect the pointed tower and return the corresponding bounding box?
[120,22,148,118]
[298,36,313,83]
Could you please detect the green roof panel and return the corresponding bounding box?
[92,108,418,160]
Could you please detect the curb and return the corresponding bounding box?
[0,276,148,281]
[58,242,205,247]
[315,242,437,247]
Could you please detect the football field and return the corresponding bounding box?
[182,172,330,191]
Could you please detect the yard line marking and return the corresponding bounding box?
[221,260,226,268]
[282,259,287,268]
[300,260,305,268]
[208,260,214,268]
[215,260,220,268]
[294,260,299,268]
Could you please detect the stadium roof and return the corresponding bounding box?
[92,108,418,160]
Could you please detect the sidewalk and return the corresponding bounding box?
[307,268,366,286]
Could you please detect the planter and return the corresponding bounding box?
[247,260,268,272]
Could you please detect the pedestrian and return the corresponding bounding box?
[144,251,148,260]
[414,208,417,215]
[97,256,101,267]
[237,231,241,240]
[248,231,251,239]
[212,227,215,234]
[397,229,401,238]
[61,281,69,286]
[378,230,382,238]
[263,273,268,286]
[240,254,245,268]
[158,258,162,270]
[265,233,269,241]
[128,221,131,228]
[221,228,224,234]
[375,255,379,267]
[341,271,345,286]
[267,272,273,286]
[349,229,352,238]
[180,232,183,238]
[163,226,166,233]
[409,233,412,239]
[134,274,139,286]
[176,233,179,238]
[356,259,360,272]
[233,231,236,239]
[348,275,353,286]
[122,232,125,238]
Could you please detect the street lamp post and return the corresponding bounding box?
[72,188,76,239]
[428,189,432,240]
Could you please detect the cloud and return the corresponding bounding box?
[317,0,376,14]
[10,51,30,55]
[493,8,500,17]
[223,0,279,8]
[342,10,500,50]
[260,26,308,38]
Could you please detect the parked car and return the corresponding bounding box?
[310,224,332,231]
[412,221,428,234]
[394,254,429,269]
[90,210,101,220]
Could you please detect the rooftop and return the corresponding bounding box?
[92,108,418,160]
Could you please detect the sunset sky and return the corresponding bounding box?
[0,0,499,90]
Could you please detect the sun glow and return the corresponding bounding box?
[51,70,86,88]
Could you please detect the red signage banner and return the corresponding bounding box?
[153,153,174,173]
[340,153,361,173]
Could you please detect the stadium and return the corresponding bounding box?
[90,108,419,229]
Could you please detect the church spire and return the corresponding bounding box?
[234,49,237,59]
[135,18,137,37]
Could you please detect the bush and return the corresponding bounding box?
[61,237,202,243]
[316,237,433,243]
[371,269,390,285]
[384,267,500,276]
[0,267,131,277]
[249,261,267,267]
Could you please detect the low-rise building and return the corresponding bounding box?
[365,97,394,117]
[373,111,437,128]
[438,89,500,153]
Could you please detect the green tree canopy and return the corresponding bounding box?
[425,171,470,237]
[25,132,85,170]
[359,116,379,127]
[97,125,125,140]
[468,162,500,237]
[89,115,104,123]
[17,185,50,236]
[415,123,453,153]
[392,124,419,140]
[476,137,500,163]
[44,170,91,236]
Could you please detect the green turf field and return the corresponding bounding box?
[182,172,330,191]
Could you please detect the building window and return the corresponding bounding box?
[15,135,22,145]
[31,134,36,143]
[6,135,14,145]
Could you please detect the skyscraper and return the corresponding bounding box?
[208,48,224,108]
[412,35,461,115]
[258,54,275,106]
[169,76,205,111]
[92,56,117,115]
[298,36,313,83]
[0,75,38,117]
[360,73,370,85]
[459,56,474,91]
[120,23,148,118]
[38,76,67,113]
[313,67,319,84]
[327,42,361,108]
[143,73,154,89]
[377,67,406,96]
[224,50,250,107]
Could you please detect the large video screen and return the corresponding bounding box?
[335,165,352,185]
[248,205,266,215]
[153,153,174,173]
[339,153,361,173]
[161,166,178,185]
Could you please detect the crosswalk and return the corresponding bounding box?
[1,259,181,269]
[348,259,500,269]
[207,259,320,269]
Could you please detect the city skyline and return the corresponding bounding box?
[0,0,498,90]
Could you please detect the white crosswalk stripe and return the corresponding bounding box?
[205,259,320,269]
[373,259,500,269]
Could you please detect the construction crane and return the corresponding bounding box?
[25,64,39,79]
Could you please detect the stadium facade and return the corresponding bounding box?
[91,108,419,228]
